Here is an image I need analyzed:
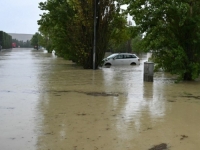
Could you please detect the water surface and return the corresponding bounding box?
[0,48,200,150]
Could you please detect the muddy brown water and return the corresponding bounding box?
[0,48,200,150]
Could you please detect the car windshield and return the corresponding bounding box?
[107,54,118,59]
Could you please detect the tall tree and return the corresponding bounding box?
[108,15,131,53]
[31,32,41,50]
[131,34,143,54]
[123,0,200,80]
[38,0,122,69]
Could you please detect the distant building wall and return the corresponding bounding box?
[8,33,33,42]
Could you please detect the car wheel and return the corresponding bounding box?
[130,62,136,65]
[105,63,111,67]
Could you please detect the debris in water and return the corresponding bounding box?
[77,113,87,116]
[167,100,176,102]
[84,92,119,97]
[181,95,200,99]
[180,135,188,140]
[148,143,167,150]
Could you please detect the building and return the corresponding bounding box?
[8,33,33,42]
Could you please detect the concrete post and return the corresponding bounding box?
[144,62,154,82]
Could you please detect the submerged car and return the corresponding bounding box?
[102,53,140,67]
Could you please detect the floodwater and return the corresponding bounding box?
[0,48,200,150]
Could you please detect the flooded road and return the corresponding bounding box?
[0,48,200,150]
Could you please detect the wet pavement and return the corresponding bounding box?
[0,48,200,150]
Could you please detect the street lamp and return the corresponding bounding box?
[93,0,97,70]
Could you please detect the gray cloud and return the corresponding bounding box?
[0,0,45,34]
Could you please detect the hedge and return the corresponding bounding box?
[0,31,12,49]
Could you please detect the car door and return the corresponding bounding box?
[124,54,137,65]
[112,54,124,65]
[123,54,129,65]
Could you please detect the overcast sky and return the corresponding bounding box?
[0,0,45,34]
[0,1,133,34]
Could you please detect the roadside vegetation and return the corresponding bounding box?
[0,31,12,49]
[32,0,200,81]
[123,0,200,81]
[37,0,127,69]
[12,39,32,48]
[31,32,42,50]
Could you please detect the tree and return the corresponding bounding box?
[38,0,122,69]
[123,0,200,80]
[108,15,132,53]
[31,32,40,50]
[12,39,32,48]
[0,31,12,49]
[131,34,143,54]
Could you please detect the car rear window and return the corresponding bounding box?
[124,54,136,59]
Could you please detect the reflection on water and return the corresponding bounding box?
[101,64,167,135]
[0,49,46,150]
[1,49,200,150]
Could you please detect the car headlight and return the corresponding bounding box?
[103,58,108,61]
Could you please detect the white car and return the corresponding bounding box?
[102,53,140,67]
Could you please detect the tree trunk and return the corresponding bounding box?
[183,72,193,80]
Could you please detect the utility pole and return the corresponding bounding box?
[93,0,97,70]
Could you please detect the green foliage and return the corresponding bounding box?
[123,0,200,80]
[131,34,143,54]
[0,31,12,49]
[31,32,41,50]
[12,39,32,48]
[38,0,123,69]
[109,15,130,51]
[109,25,144,54]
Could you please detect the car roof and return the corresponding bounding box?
[114,53,134,54]
[106,53,138,58]
[112,53,137,55]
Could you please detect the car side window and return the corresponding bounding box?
[115,55,123,59]
[123,54,136,59]
[124,55,129,59]
[132,55,137,58]
[130,55,136,58]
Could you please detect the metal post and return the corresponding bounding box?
[143,62,154,82]
[93,0,97,70]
